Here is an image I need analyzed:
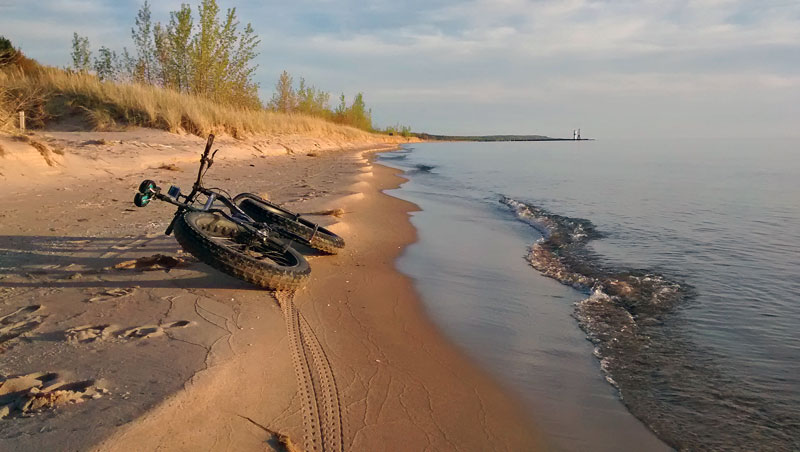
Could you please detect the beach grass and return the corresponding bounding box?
[0,66,379,140]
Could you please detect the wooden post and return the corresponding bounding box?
[18,111,25,131]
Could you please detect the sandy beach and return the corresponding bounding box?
[0,130,543,451]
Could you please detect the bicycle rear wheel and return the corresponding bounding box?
[234,193,345,254]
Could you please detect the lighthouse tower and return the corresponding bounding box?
[573,129,577,140]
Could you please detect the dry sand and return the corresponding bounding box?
[0,130,543,451]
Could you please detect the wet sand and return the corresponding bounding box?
[0,130,543,451]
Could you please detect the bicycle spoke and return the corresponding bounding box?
[204,228,295,267]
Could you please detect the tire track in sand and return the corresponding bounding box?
[299,311,343,452]
[276,291,343,452]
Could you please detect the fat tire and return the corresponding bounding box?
[172,211,310,290]
[235,194,345,254]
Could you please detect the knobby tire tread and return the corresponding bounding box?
[172,212,310,290]
[237,197,345,255]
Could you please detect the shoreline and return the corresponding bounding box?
[374,143,672,451]
[288,154,546,450]
[0,132,542,450]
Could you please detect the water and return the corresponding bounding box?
[377,139,800,451]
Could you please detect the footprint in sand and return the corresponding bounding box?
[87,287,137,303]
[65,324,118,343]
[0,305,45,346]
[118,320,192,339]
[66,320,192,343]
[0,372,105,419]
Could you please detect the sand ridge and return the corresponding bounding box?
[0,128,411,192]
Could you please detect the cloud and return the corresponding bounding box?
[286,0,799,60]
[2,0,799,137]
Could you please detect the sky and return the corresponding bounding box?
[1,0,799,138]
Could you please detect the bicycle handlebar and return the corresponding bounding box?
[203,134,215,158]
[194,134,217,189]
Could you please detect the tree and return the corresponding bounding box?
[187,0,260,106]
[153,22,170,86]
[268,70,296,113]
[67,0,262,106]
[334,93,347,119]
[210,7,238,97]
[296,78,331,116]
[165,3,194,92]
[226,21,260,107]
[330,92,372,130]
[348,93,372,130]
[0,36,19,67]
[71,33,91,72]
[348,92,372,130]
[131,0,157,83]
[118,47,136,82]
[93,46,118,81]
[189,0,220,96]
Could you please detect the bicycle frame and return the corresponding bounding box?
[139,134,271,241]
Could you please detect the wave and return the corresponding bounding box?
[500,196,687,390]
[500,196,685,311]
[501,196,800,450]
[379,154,409,161]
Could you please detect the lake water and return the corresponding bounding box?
[377,139,800,451]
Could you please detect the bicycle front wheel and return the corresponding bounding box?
[172,211,310,290]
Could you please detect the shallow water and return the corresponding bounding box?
[378,139,800,451]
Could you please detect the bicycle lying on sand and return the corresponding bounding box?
[133,134,345,290]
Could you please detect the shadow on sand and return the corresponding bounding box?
[0,234,266,291]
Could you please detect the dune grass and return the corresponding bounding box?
[0,66,380,140]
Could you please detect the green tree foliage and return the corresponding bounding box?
[267,71,374,131]
[164,4,194,92]
[152,22,169,86]
[345,92,371,130]
[189,0,219,96]
[60,1,393,129]
[335,93,347,118]
[186,0,261,107]
[71,33,91,72]
[0,36,19,67]
[93,46,118,81]
[131,1,157,83]
[332,91,372,130]
[380,123,413,137]
[226,22,260,107]
[268,70,296,113]
[296,78,330,116]
[72,0,261,107]
[118,47,136,82]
